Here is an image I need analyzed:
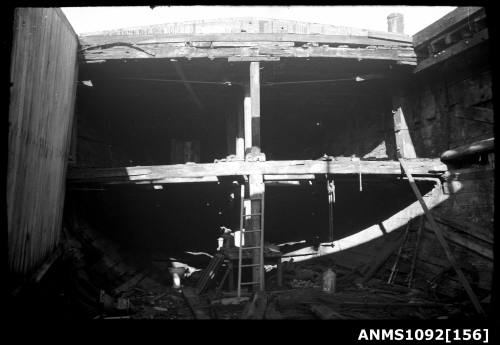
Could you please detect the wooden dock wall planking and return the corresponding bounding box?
[400,7,492,158]
[396,64,493,158]
[397,11,493,271]
[384,8,494,296]
[8,8,79,278]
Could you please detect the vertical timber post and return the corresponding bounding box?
[227,89,245,159]
[245,61,264,291]
[236,88,245,159]
[244,85,252,150]
[250,62,261,149]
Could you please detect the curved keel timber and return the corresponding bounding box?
[282,178,446,262]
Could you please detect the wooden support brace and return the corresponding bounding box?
[393,107,417,159]
[398,158,485,316]
[244,86,252,150]
[250,61,261,149]
[236,88,245,159]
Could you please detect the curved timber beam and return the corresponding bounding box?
[282,179,446,262]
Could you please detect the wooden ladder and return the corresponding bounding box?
[387,217,423,287]
[237,183,265,297]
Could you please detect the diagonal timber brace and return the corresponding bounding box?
[399,158,485,316]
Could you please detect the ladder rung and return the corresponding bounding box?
[240,263,261,267]
[241,246,261,250]
[243,213,262,216]
[241,229,262,233]
[240,281,260,286]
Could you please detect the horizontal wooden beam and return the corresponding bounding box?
[265,181,302,186]
[81,44,416,64]
[433,214,493,244]
[424,221,493,260]
[443,166,494,182]
[413,7,484,48]
[264,174,316,181]
[367,30,412,43]
[67,158,447,185]
[424,224,493,260]
[228,56,280,62]
[414,28,488,73]
[72,173,440,186]
[80,32,412,48]
[453,105,493,124]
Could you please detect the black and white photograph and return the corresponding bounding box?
[6,4,495,328]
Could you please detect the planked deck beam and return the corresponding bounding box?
[81,45,416,64]
[67,158,447,185]
[80,32,413,48]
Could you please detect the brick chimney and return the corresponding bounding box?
[387,13,404,34]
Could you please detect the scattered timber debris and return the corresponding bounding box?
[240,291,268,319]
[60,224,195,319]
[310,304,348,320]
[51,216,488,319]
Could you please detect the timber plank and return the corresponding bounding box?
[433,214,492,244]
[413,7,484,48]
[311,304,348,319]
[367,30,412,43]
[81,44,416,63]
[453,105,493,125]
[282,179,445,263]
[414,29,488,73]
[250,62,260,148]
[444,166,494,181]
[423,226,492,260]
[67,158,447,184]
[228,56,280,62]
[81,33,413,48]
[393,107,417,158]
[8,8,78,275]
